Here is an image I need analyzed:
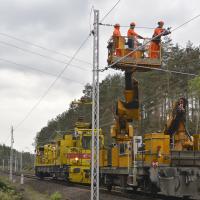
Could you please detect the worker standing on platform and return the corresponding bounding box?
[111,23,121,53]
[113,23,121,37]
[149,21,171,58]
[127,22,144,49]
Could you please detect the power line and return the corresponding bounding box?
[171,13,200,32]
[100,0,121,23]
[0,57,85,85]
[99,13,200,76]
[0,32,92,66]
[0,0,122,69]
[137,65,197,76]
[14,34,92,130]
[0,40,91,71]
[99,31,170,72]
[100,13,200,31]
[12,1,122,131]
[99,22,154,29]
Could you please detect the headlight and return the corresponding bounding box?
[75,157,79,161]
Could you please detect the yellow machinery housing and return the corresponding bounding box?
[35,121,107,184]
[110,71,139,169]
[193,134,200,151]
[144,133,170,166]
[164,98,193,151]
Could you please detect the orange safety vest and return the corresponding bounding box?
[113,28,121,37]
[149,27,166,58]
[127,29,138,38]
[152,27,166,43]
[127,28,139,48]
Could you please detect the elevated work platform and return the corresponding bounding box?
[107,36,161,71]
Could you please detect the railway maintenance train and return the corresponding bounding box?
[35,32,200,199]
[35,119,107,184]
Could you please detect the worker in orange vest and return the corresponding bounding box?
[149,21,171,58]
[127,22,144,49]
[112,23,121,53]
[113,23,121,37]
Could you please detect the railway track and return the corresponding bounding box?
[20,174,195,200]
[0,170,195,200]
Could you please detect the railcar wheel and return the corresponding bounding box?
[132,186,138,192]
[107,184,112,191]
[38,172,44,180]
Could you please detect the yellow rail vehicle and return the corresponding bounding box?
[100,33,200,199]
[35,121,107,184]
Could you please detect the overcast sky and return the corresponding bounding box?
[0,0,199,152]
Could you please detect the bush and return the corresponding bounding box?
[50,191,62,200]
[0,180,8,191]
[0,190,22,200]
[0,179,22,200]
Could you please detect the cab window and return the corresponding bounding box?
[73,168,80,173]
[82,136,91,149]
[119,143,128,155]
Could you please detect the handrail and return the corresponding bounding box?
[108,35,162,62]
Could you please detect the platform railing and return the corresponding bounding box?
[134,150,171,167]
[108,36,162,63]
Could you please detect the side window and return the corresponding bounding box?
[82,136,91,149]
[73,168,80,173]
[119,143,128,155]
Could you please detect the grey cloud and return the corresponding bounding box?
[0,0,199,151]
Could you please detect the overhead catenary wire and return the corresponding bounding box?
[13,5,198,138]
[14,33,92,131]
[100,0,121,23]
[99,13,200,76]
[99,22,154,29]
[171,13,200,32]
[0,40,91,71]
[0,57,85,85]
[0,0,122,69]
[0,32,92,66]
[99,80,194,129]
[14,2,123,130]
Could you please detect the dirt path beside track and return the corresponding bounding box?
[0,171,152,200]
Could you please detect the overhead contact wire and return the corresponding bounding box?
[14,34,91,130]
[13,1,123,130]
[100,0,121,23]
[0,58,85,85]
[0,40,90,71]
[0,32,92,66]
[99,13,200,76]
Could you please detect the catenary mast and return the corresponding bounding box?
[91,9,100,200]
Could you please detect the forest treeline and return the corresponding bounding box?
[0,144,34,170]
[35,40,200,147]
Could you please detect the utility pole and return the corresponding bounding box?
[91,9,100,200]
[14,154,17,172]
[20,151,23,172]
[2,159,4,171]
[9,126,14,181]
[20,151,24,185]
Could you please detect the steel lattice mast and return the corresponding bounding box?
[9,126,14,181]
[91,9,99,200]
